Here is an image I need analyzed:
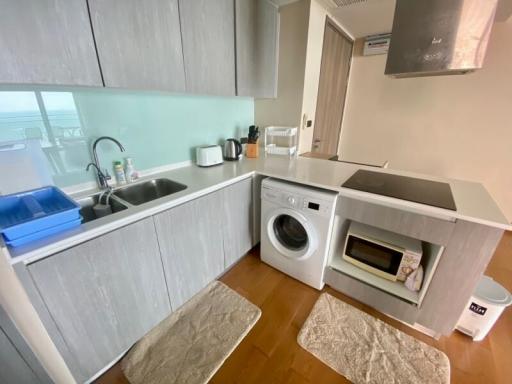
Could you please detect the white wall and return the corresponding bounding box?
[339,20,512,220]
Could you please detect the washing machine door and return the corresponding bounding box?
[266,208,318,260]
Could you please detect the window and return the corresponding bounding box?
[0,91,88,182]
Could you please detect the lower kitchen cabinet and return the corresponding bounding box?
[223,177,253,267]
[0,328,40,384]
[13,179,254,382]
[154,190,225,309]
[0,305,52,384]
[26,218,171,383]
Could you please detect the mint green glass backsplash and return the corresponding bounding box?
[0,88,254,188]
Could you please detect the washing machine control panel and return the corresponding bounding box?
[263,188,334,217]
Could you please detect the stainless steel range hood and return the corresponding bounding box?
[385,0,498,78]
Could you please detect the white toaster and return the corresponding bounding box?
[196,145,223,167]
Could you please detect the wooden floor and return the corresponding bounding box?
[96,232,512,384]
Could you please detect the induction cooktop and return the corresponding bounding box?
[341,170,457,211]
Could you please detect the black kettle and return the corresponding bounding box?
[223,138,242,161]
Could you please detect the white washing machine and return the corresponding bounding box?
[260,178,338,290]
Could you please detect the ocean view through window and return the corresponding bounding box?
[0,91,88,186]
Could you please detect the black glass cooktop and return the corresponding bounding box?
[342,170,457,211]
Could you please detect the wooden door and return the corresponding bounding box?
[222,178,253,267]
[28,218,171,383]
[154,190,225,309]
[89,0,186,91]
[0,0,102,86]
[179,0,236,96]
[312,20,353,155]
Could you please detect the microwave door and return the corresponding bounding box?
[344,235,403,281]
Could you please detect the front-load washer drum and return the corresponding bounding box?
[267,208,318,260]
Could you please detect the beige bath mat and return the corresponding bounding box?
[298,293,450,384]
[121,281,261,384]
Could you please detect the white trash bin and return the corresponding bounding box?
[456,276,512,341]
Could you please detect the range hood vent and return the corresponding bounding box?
[385,0,498,78]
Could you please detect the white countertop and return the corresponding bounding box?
[4,156,510,265]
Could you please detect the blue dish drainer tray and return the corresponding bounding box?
[0,186,82,246]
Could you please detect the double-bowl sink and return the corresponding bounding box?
[77,178,187,223]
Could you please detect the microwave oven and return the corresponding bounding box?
[342,222,423,282]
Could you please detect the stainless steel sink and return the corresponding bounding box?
[113,178,187,206]
[78,194,128,223]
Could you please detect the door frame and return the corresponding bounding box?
[312,17,354,155]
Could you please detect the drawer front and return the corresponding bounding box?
[339,198,456,246]
[324,267,419,325]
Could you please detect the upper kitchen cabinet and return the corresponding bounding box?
[236,0,279,98]
[179,0,236,96]
[0,0,102,86]
[88,0,186,91]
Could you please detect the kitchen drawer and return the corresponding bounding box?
[338,197,456,246]
[324,267,419,325]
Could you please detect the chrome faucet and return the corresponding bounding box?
[86,136,125,189]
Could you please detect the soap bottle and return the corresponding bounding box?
[114,161,127,185]
[124,157,138,183]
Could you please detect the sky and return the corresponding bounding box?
[0,91,77,113]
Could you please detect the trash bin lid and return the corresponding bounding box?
[474,276,512,307]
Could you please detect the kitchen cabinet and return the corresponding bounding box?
[26,218,171,383]
[154,190,225,309]
[13,179,254,382]
[0,329,41,384]
[0,0,102,86]
[88,0,186,91]
[223,177,253,267]
[0,305,52,384]
[179,0,236,96]
[236,0,280,98]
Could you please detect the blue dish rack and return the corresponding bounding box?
[0,186,82,247]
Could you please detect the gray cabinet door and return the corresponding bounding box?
[0,328,41,384]
[223,178,253,267]
[154,190,225,309]
[0,306,52,384]
[179,0,236,96]
[236,0,279,98]
[0,0,102,86]
[89,0,186,91]
[27,218,171,383]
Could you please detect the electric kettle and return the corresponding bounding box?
[223,138,242,161]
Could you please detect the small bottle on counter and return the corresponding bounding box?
[114,161,127,185]
[124,157,138,183]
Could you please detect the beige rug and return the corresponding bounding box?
[121,281,261,384]
[298,293,450,384]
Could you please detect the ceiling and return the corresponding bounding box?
[263,0,509,39]
[270,0,511,37]
[330,0,395,38]
[329,0,512,38]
